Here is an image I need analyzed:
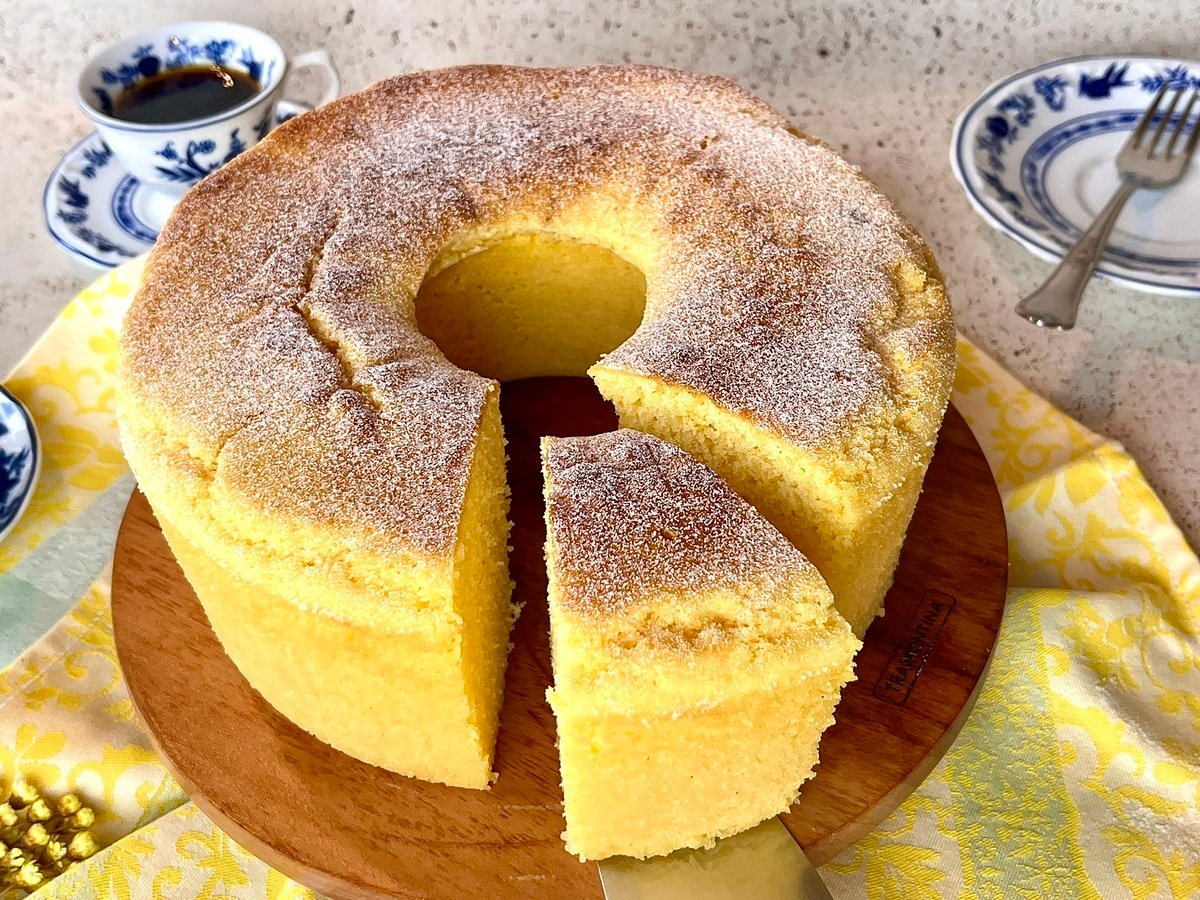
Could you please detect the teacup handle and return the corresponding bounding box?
[286,50,341,107]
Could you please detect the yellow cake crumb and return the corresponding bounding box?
[542,430,860,860]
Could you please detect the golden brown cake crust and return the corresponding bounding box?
[544,430,815,617]
[121,64,953,558]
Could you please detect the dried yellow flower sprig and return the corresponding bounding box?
[0,780,98,895]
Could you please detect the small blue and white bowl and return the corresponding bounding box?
[952,55,1200,297]
[0,387,40,544]
[75,21,338,197]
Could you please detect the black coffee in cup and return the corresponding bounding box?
[112,65,260,124]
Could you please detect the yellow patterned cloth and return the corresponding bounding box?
[1,259,1196,898]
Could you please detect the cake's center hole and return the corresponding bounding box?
[415,233,647,382]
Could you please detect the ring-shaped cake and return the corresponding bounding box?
[117,65,954,793]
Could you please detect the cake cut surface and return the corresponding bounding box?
[542,430,860,861]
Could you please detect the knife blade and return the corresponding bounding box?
[597,818,833,899]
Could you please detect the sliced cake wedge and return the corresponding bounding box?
[542,430,861,861]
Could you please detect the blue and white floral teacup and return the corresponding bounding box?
[76,21,339,197]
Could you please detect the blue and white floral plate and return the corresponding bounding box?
[0,386,40,544]
[952,55,1200,297]
[43,100,309,272]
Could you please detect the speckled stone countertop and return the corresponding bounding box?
[2,0,1197,546]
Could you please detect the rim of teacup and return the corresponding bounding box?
[75,20,286,134]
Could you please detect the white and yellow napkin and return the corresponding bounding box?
[1,260,1196,898]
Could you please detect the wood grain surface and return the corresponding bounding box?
[111,378,1008,898]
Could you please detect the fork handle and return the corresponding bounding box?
[1015,179,1139,330]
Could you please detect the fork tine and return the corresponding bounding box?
[1183,97,1200,161]
[1167,89,1200,158]
[1128,82,1169,149]
[1147,86,1184,155]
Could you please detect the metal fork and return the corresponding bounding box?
[1016,83,1200,330]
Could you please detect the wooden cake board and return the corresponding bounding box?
[111,379,1008,898]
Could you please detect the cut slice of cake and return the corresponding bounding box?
[541,430,860,861]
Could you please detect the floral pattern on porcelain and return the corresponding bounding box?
[0,387,40,543]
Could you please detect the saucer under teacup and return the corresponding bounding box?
[43,100,309,272]
[952,54,1200,297]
